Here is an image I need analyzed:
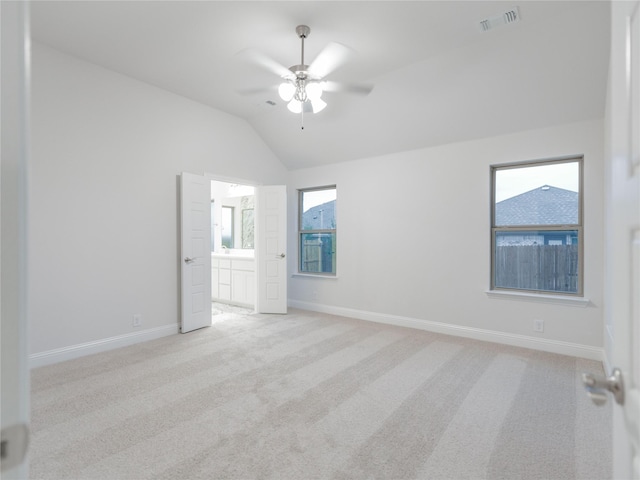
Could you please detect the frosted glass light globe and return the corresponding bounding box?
[310,98,327,113]
[287,99,302,113]
[305,82,323,100]
[278,82,296,102]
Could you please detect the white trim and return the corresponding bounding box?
[29,324,179,368]
[485,289,591,307]
[289,300,603,361]
[291,273,339,279]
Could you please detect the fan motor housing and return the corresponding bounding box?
[289,64,310,78]
[296,25,310,38]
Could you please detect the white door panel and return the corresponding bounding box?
[255,185,287,314]
[606,2,640,478]
[1,2,31,477]
[180,172,212,333]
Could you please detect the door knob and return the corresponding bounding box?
[582,367,625,406]
[184,257,196,264]
[279,253,286,258]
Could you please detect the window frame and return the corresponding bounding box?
[221,205,234,249]
[490,156,584,296]
[298,185,337,276]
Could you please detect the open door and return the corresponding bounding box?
[593,2,640,478]
[180,172,212,333]
[1,2,31,477]
[610,2,640,476]
[255,185,287,314]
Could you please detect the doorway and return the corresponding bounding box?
[210,180,256,317]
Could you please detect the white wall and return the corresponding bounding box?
[288,119,605,358]
[29,43,287,362]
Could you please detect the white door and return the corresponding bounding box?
[1,2,31,478]
[255,185,287,314]
[180,172,212,333]
[604,2,640,478]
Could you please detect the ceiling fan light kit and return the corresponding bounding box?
[277,25,328,126]
[278,77,326,114]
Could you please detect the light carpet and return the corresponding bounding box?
[30,308,611,479]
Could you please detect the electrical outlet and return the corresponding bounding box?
[132,314,142,327]
[534,319,544,332]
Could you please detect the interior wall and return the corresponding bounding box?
[288,118,605,355]
[29,43,287,357]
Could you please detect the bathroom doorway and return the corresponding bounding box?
[210,180,256,319]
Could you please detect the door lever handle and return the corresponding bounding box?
[582,367,625,406]
[184,257,196,264]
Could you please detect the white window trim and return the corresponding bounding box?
[485,289,590,307]
[292,273,339,279]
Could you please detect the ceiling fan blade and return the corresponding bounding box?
[322,80,374,96]
[236,48,293,80]
[308,42,353,79]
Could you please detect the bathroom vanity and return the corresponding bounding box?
[211,253,255,308]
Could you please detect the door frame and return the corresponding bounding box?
[206,173,259,312]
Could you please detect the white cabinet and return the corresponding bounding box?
[231,259,255,306]
[212,255,254,307]
[212,258,219,298]
[218,259,231,301]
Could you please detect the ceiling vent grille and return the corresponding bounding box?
[479,7,521,32]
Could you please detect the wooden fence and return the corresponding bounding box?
[301,235,334,273]
[302,238,321,272]
[494,244,578,293]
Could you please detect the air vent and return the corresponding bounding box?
[479,7,521,32]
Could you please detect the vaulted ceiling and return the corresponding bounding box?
[30,1,610,170]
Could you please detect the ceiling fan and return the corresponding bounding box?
[239,25,373,128]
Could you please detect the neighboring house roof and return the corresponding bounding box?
[302,200,336,230]
[495,185,578,226]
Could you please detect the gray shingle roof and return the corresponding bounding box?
[495,185,578,226]
[302,200,336,230]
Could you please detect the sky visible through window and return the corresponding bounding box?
[303,188,336,212]
[495,162,579,202]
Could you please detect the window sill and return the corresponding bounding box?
[292,273,339,279]
[485,289,590,307]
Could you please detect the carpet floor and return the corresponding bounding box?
[30,308,611,479]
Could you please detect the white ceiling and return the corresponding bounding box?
[30,1,610,170]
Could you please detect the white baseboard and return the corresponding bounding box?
[289,300,604,361]
[29,324,179,368]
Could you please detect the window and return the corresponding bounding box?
[491,157,583,295]
[299,186,337,275]
[221,206,234,249]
